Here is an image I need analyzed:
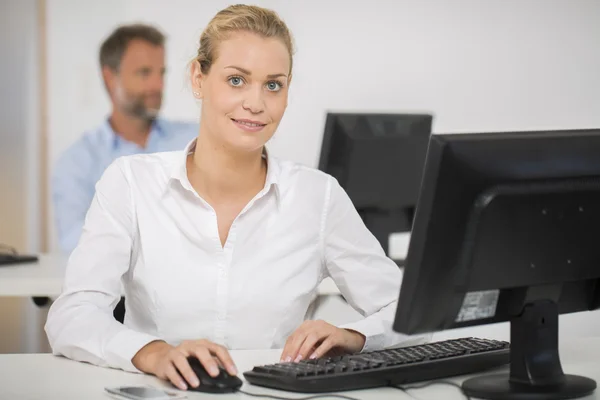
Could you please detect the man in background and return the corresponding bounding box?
[52,24,198,254]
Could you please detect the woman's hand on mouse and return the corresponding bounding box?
[132,339,237,391]
[280,320,366,363]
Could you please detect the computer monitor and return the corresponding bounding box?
[393,129,600,399]
[318,112,433,256]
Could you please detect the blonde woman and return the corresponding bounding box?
[45,4,412,392]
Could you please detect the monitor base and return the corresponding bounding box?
[463,373,596,400]
[462,300,596,400]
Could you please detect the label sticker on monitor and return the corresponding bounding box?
[455,290,499,322]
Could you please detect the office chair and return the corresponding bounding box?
[113,297,126,323]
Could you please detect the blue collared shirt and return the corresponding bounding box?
[52,118,198,253]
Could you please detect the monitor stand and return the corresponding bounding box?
[462,300,596,400]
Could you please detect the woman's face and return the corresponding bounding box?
[192,31,291,153]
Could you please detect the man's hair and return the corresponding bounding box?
[99,24,165,71]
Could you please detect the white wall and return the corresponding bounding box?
[1,0,41,253]
[0,0,52,355]
[46,0,600,250]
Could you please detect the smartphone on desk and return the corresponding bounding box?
[105,385,186,400]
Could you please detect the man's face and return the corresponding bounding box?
[104,39,165,121]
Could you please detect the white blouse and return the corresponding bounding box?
[45,140,416,373]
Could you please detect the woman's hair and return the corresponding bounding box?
[195,4,295,75]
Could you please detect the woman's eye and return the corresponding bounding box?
[266,81,281,91]
[229,77,243,86]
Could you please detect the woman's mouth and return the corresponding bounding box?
[231,118,267,132]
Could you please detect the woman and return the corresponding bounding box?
[45,4,415,392]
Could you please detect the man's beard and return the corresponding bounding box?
[124,96,161,121]
[116,86,162,122]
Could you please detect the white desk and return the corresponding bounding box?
[0,254,67,297]
[0,337,598,400]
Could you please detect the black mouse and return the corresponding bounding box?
[185,356,243,393]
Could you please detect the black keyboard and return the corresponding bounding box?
[244,337,510,393]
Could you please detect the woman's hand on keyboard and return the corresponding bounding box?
[280,320,366,363]
[132,339,237,391]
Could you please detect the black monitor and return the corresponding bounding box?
[393,129,600,399]
[318,112,432,257]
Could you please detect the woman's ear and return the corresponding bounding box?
[190,60,204,99]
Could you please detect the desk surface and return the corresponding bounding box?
[0,254,68,296]
[1,338,598,400]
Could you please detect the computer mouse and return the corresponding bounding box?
[186,356,243,393]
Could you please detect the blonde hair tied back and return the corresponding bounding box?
[195,4,295,75]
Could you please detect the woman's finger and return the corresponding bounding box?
[282,331,310,363]
[171,353,200,388]
[309,336,336,360]
[193,346,221,377]
[280,332,297,362]
[297,332,324,361]
[208,343,238,375]
[164,361,188,391]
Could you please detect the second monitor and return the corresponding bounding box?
[318,112,432,257]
